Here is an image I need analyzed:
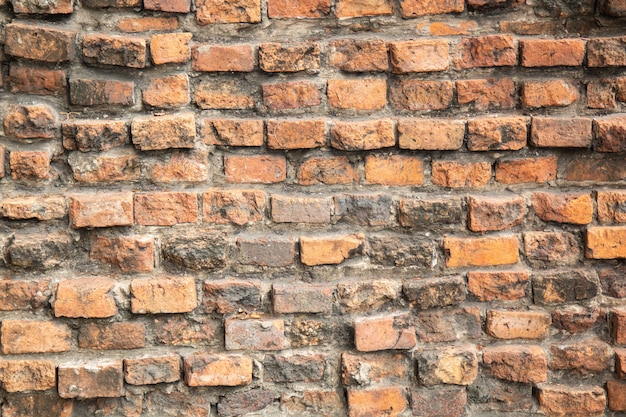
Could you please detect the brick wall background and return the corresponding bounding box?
[1,0,626,415]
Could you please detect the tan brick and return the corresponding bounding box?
[347,387,407,417]
[268,0,330,17]
[267,119,325,149]
[495,156,557,184]
[202,189,265,225]
[398,119,465,150]
[455,35,516,68]
[330,39,389,72]
[338,279,402,313]
[532,192,593,224]
[456,78,516,110]
[54,277,118,318]
[0,196,57,221]
[131,113,196,151]
[537,384,606,417]
[530,117,593,148]
[78,322,145,350]
[354,314,416,352]
[225,318,285,350]
[331,119,395,150]
[327,79,387,111]
[259,42,320,72]
[390,79,453,111]
[522,80,579,108]
[485,310,551,339]
[130,276,197,314]
[431,160,492,188]
[150,33,192,64]
[263,82,321,110]
[400,0,464,16]
[142,74,189,108]
[124,355,180,385]
[196,0,260,24]
[586,226,626,259]
[418,345,478,386]
[300,234,365,266]
[467,270,530,301]
[192,44,255,72]
[521,39,586,67]
[364,155,423,186]
[467,117,528,151]
[598,190,626,223]
[58,361,124,399]
[389,40,449,73]
[483,345,548,383]
[299,156,359,185]
[445,235,519,267]
[468,195,525,232]
[224,155,287,183]
[342,351,409,385]
[202,119,263,147]
[0,360,56,392]
[1,320,71,354]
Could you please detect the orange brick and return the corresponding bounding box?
[532,192,593,225]
[5,23,75,63]
[267,119,325,149]
[195,80,255,110]
[3,104,59,140]
[426,20,478,35]
[58,361,124,399]
[483,345,547,383]
[400,0,464,16]
[327,79,387,111]
[131,113,196,151]
[467,270,530,301]
[495,156,557,184]
[268,0,330,17]
[82,34,146,68]
[196,0,260,24]
[147,149,209,183]
[224,155,287,183]
[456,78,516,110]
[54,277,118,318]
[354,314,416,352]
[1,320,71,354]
[594,115,626,152]
[364,155,423,186]
[142,74,189,108]
[455,35,516,68]
[90,235,155,272]
[522,80,579,108]
[263,81,321,110]
[444,235,519,267]
[468,195,525,232]
[131,276,197,314]
[530,117,593,148]
[134,192,198,226]
[587,80,616,109]
[431,160,492,188]
[150,33,192,64]
[118,17,179,33]
[184,353,252,386]
[69,192,133,228]
[8,64,67,96]
[68,151,139,183]
[336,0,393,17]
[537,384,606,417]
[330,39,389,72]
[300,234,365,266]
[202,189,265,225]
[144,0,189,11]
[398,119,465,150]
[598,190,626,223]
[520,39,585,67]
[298,156,358,185]
[485,310,551,339]
[347,387,407,417]
[0,279,50,312]
[389,40,449,73]
[616,348,626,378]
[259,42,320,72]
[192,44,255,72]
[614,308,626,345]
[467,117,527,151]
[608,379,626,411]
[587,37,626,67]
[586,226,626,259]
[331,119,395,150]
[9,151,50,180]
[202,119,264,147]
[390,79,453,111]
[69,78,134,106]
[0,360,56,392]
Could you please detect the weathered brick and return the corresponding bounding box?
[330,39,388,72]
[418,344,478,385]
[273,283,333,314]
[9,151,50,180]
[1,393,74,417]
[131,113,196,151]
[54,277,118,318]
[483,345,548,383]
[416,307,481,343]
[68,151,140,183]
[613,308,626,344]
[62,120,128,152]
[468,375,533,412]
[468,270,529,301]
[259,42,320,72]
[598,190,626,223]
[147,149,208,183]
[399,197,463,229]
[334,194,393,226]
[5,233,72,269]
[588,37,626,67]
[389,79,453,111]
[143,390,209,417]
[1,320,71,354]
[8,64,67,96]
[299,156,358,185]
[552,307,605,333]
[608,379,626,411]
[12,0,72,12]
[410,387,467,417]
[196,0,260,23]
[90,235,154,272]
[456,78,516,110]
[564,157,626,182]
[84,0,140,7]
[602,0,626,15]
[467,117,528,151]
[224,155,287,183]
[431,160,492,188]
[5,23,75,63]
[78,322,145,350]
[202,119,263,147]
[522,80,579,108]
[336,0,393,17]
[194,80,255,109]
[272,195,332,224]
[404,276,466,310]
[142,74,189,108]
[354,314,416,352]
[617,348,626,378]
[144,0,189,12]
[549,339,611,374]
[342,351,409,386]
[0,279,51,311]
[398,119,465,150]
[389,40,450,73]
[425,20,478,35]
[495,156,557,184]
[281,391,344,416]
[524,231,581,265]
[327,79,387,111]
[202,189,265,225]
[594,115,626,152]
[118,17,179,33]
[455,35,516,68]
[130,276,197,314]
[331,119,394,151]
[203,279,262,314]
[532,192,593,224]
[225,318,285,350]
[134,192,198,226]
[3,104,59,140]
[218,390,275,417]
[300,234,364,266]
[150,33,192,64]
[155,316,220,346]
[58,361,124,399]
[530,117,593,148]
[468,195,525,232]
[587,80,616,109]
[485,310,551,339]
[264,353,325,382]
[267,119,325,149]
[192,44,255,72]
[0,360,56,392]
[124,355,180,385]
[236,237,295,267]
[336,280,399,314]
[536,384,606,417]
[162,233,227,270]
[468,0,523,9]
[400,0,464,16]
[600,265,626,298]
[263,82,321,110]
[70,78,134,106]
[521,39,586,66]
[82,34,146,68]
[347,387,407,417]
[586,226,626,259]
[268,0,330,17]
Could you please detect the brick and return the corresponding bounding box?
[144,390,209,417]
[134,192,198,226]
[469,375,533,412]
[150,33,192,64]
[237,237,295,267]
[10,151,50,180]
[8,64,67,96]
[118,17,179,33]
[0,360,56,392]
[131,276,197,314]
[600,266,626,298]
[202,189,265,225]
[468,195,525,232]
[564,157,626,182]
[90,235,154,272]
[456,78,516,110]
[431,160,492,188]
[398,119,465,150]
[342,352,408,386]
[3,104,59,140]
[423,20,478,35]
[299,156,358,185]
[131,113,196,151]
[534,269,598,304]
[410,387,467,417]
[194,80,255,109]
[196,0,260,23]
[617,348,626,378]
[595,115,626,152]
[124,355,180,385]
[162,233,227,270]
[467,117,528,151]
[263,82,321,110]
[418,344,478,385]
[588,37,626,67]
[336,0,393,17]
[1,320,70,354]
[495,156,557,184]
[483,345,547,383]
[58,361,124,399]
[268,0,330,17]
[191,44,255,72]
[82,34,146,68]
[218,390,275,417]
[83,0,139,6]
[530,117,593,148]
[586,226,626,259]
[300,234,364,266]
[62,120,128,152]
[603,0,626,15]
[587,80,616,109]
[552,307,605,333]
[267,119,325,149]
[485,310,551,339]
[12,0,72,12]
[0,279,51,311]
[70,78,134,106]
[468,0,523,9]
[400,0,464,16]
[614,308,626,344]
[224,155,286,183]
[337,279,401,312]
[147,149,208,183]
[455,35,516,68]
[521,39,585,66]
[264,353,325,382]
[331,119,394,150]
[202,119,263,147]
[225,318,285,350]
[142,74,189,108]
[203,279,262,314]
[467,270,529,301]
[608,379,626,411]
[524,231,580,265]
[522,80,579,108]
[271,195,331,224]
[404,276,466,310]
[78,322,145,350]
[598,190,626,223]
[1,393,74,417]
[389,40,449,73]
[354,314,416,352]
[144,0,189,12]
[389,79,453,111]
[68,151,140,183]
[5,23,75,63]
[416,307,481,343]
[549,339,611,374]
[347,387,407,417]
[532,192,593,224]
[6,233,72,269]
[399,197,463,229]
[281,391,344,416]
[334,194,393,226]
[327,79,387,111]
[364,155,423,186]
[537,384,606,417]
[155,316,219,346]
[54,277,118,318]
[289,318,335,347]
[330,39,388,72]
[259,42,320,72]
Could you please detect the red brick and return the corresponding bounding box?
[271,195,332,224]
[62,120,127,152]
[586,226,626,259]
[522,80,579,108]
[135,192,197,226]
[54,277,118,318]
[467,270,530,301]
[131,113,196,151]
[69,78,134,106]
[237,237,295,267]
[259,42,320,72]
[202,119,263,147]
[8,64,67,96]
[58,361,124,399]
[118,17,179,33]
[0,360,56,392]
[347,387,407,417]
[598,190,626,223]
[192,44,255,72]
[537,384,606,417]
[485,310,551,339]
[263,82,321,110]
[390,79,453,111]
[483,345,548,383]
[354,314,416,352]
[364,155,423,186]
[1,320,71,354]
[3,104,59,140]
[9,151,50,180]
[124,355,180,385]
[150,33,192,64]
[78,322,145,350]
[467,117,527,151]
[225,318,285,350]
[196,0,260,23]
[224,155,287,183]
[144,0,190,12]
[530,117,593,148]
[131,276,197,314]
[184,353,253,386]
[455,35,516,68]
[532,192,593,225]
[68,151,139,183]
[268,0,330,17]
[587,80,616,109]
[468,195,525,232]
[330,39,389,72]
[299,156,358,185]
[331,119,394,150]
[336,0,393,17]
[456,78,516,110]
[614,308,626,344]
[445,235,519,267]
[203,279,262,314]
[90,235,154,272]
[194,80,255,109]
[495,156,557,184]
[147,149,209,183]
[327,79,387,111]
[410,387,467,417]
[5,23,75,63]
[418,344,478,385]
[594,115,626,152]
[588,37,626,67]
[608,379,626,411]
[142,74,189,108]
[300,234,365,266]
[400,0,464,16]
[69,192,133,228]
[521,39,585,67]
[398,119,465,150]
[82,34,146,68]
[617,348,626,378]
[389,40,449,73]
[549,339,612,374]
[273,283,334,314]
[0,279,51,311]
[431,160,492,188]
[202,189,265,225]
[267,119,325,149]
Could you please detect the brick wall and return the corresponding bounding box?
[1,0,626,415]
